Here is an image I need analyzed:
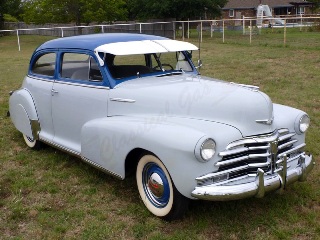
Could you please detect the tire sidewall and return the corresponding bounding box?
[23,134,37,148]
[136,155,174,217]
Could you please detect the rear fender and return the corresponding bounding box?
[9,89,40,140]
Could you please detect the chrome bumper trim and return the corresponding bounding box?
[191,154,314,201]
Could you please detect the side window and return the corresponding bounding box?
[113,54,146,66]
[109,54,151,79]
[176,52,192,71]
[32,53,56,76]
[61,53,103,82]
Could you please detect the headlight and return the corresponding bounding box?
[195,138,216,162]
[201,139,216,160]
[295,114,310,134]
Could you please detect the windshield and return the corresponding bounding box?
[104,51,194,80]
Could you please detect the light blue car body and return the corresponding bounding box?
[9,33,314,201]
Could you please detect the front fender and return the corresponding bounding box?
[81,116,242,198]
[273,103,307,143]
[9,89,40,139]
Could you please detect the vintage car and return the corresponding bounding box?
[9,33,314,220]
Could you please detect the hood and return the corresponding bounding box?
[108,75,275,137]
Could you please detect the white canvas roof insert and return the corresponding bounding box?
[94,39,198,66]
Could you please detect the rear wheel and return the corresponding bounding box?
[136,154,189,220]
[23,134,42,149]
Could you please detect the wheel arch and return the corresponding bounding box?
[124,148,149,177]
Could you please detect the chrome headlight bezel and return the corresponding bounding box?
[295,114,310,134]
[195,137,216,162]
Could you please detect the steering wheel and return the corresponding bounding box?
[152,65,162,71]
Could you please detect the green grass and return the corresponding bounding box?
[0,33,319,239]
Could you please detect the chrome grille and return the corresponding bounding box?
[211,129,305,183]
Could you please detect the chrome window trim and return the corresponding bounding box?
[28,75,110,90]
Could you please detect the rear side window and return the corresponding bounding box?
[61,53,103,82]
[31,53,56,76]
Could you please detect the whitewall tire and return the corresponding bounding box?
[23,134,41,149]
[136,154,188,220]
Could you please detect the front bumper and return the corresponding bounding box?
[191,154,314,201]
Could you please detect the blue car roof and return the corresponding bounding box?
[36,33,169,51]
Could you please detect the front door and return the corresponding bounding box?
[51,52,109,154]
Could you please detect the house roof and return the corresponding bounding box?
[223,0,313,9]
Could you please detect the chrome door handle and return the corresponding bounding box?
[51,89,58,95]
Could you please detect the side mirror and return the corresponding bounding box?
[196,59,203,69]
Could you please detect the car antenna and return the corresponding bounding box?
[196,27,202,73]
[198,28,201,61]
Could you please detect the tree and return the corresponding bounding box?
[22,0,127,25]
[0,0,22,29]
[127,0,228,20]
[309,0,320,11]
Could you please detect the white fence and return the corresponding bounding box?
[1,16,319,51]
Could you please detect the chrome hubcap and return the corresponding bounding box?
[147,173,164,198]
[142,162,170,208]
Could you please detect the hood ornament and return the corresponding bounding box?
[256,116,274,125]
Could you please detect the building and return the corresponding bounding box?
[222,0,316,19]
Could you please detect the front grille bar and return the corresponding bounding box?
[212,129,304,184]
[278,143,305,158]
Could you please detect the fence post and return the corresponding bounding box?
[16,30,21,51]
[139,23,142,34]
[187,19,190,39]
[200,21,203,42]
[101,26,104,33]
[250,19,252,44]
[222,20,225,43]
[284,19,287,47]
[182,22,185,41]
[61,28,64,37]
[243,16,245,35]
[173,22,176,40]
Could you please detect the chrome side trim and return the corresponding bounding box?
[53,81,110,90]
[39,138,81,157]
[110,98,136,103]
[81,156,123,180]
[28,75,110,90]
[39,137,123,180]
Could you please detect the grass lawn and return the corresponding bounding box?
[0,33,319,239]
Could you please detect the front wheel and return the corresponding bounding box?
[136,154,189,220]
[23,134,42,149]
